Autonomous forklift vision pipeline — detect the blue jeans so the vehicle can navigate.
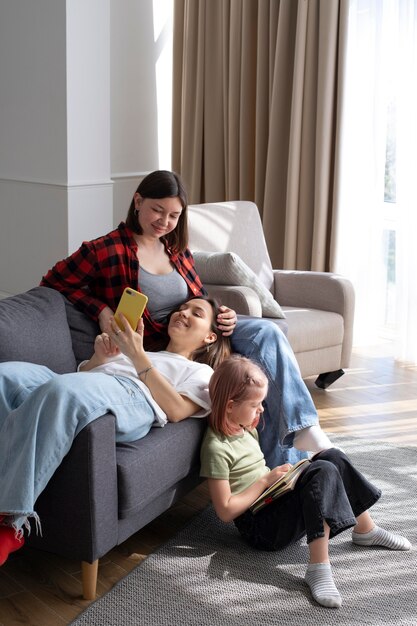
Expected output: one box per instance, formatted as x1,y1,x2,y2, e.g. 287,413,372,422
231,317,318,467
234,448,382,549
0,362,156,532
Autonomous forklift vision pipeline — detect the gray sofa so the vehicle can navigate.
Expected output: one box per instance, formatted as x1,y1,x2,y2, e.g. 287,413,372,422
0,286,206,599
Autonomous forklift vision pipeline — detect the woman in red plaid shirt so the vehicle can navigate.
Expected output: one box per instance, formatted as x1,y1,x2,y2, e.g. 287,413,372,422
41,170,334,469
41,171,229,350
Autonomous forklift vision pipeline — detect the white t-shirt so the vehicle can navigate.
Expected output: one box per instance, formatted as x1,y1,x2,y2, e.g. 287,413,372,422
80,351,213,426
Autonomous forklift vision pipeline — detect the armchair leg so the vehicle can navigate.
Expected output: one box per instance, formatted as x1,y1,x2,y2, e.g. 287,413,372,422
82,559,98,600
315,369,345,390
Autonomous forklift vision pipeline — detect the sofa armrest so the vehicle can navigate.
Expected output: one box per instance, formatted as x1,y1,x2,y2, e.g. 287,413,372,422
273,270,355,367
204,284,262,317
273,270,354,315
27,413,119,563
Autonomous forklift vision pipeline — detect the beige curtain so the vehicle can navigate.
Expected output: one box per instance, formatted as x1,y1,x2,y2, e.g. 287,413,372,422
172,0,349,270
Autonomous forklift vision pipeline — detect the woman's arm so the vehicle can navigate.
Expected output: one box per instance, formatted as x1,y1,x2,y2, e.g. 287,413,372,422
41,242,110,321
138,367,203,422
207,464,291,523
109,316,204,422
79,332,120,371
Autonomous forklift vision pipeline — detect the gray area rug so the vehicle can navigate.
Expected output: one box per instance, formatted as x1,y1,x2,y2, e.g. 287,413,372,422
71,435,417,625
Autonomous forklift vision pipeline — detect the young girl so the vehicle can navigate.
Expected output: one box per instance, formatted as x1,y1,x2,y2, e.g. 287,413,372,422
0,296,230,566
200,355,411,609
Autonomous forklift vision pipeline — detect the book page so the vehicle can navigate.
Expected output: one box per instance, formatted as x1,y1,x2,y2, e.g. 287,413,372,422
250,458,310,512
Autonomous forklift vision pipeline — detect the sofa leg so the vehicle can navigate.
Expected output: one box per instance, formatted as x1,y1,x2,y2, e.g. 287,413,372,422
315,369,345,389
81,559,98,600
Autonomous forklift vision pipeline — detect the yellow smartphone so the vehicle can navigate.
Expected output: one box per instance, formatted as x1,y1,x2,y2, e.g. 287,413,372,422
114,288,148,330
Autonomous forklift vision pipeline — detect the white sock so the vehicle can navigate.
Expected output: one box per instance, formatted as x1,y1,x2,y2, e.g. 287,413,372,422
293,425,333,454
352,525,411,550
305,563,342,608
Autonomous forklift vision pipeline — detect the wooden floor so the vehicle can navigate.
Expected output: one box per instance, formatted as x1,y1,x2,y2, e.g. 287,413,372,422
0,344,416,626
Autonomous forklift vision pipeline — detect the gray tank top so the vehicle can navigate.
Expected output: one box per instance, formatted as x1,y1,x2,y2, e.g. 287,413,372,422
139,266,189,323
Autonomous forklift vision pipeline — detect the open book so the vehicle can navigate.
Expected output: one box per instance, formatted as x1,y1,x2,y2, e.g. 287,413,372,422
249,458,311,514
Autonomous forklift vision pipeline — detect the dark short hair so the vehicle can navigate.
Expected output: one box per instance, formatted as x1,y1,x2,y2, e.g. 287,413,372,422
125,170,189,253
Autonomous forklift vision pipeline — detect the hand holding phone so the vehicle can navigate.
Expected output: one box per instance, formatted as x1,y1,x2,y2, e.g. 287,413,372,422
114,288,148,331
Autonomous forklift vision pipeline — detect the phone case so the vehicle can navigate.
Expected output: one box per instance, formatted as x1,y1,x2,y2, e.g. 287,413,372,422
115,288,148,330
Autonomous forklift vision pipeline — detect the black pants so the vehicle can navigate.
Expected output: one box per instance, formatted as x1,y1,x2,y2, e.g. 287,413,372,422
234,448,381,550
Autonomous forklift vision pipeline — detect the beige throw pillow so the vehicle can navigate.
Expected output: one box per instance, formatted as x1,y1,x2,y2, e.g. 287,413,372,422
192,251,285,319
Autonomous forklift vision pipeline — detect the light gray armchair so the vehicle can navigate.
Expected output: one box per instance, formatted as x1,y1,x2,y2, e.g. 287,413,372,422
188,201,355,388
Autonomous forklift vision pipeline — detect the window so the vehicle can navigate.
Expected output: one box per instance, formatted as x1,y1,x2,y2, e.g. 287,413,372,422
335,0,417,364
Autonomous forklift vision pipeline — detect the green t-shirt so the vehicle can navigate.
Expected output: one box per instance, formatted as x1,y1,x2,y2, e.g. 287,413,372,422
200,427,270,495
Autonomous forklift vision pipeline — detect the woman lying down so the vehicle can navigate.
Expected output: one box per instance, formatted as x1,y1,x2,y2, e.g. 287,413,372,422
0,296,231,565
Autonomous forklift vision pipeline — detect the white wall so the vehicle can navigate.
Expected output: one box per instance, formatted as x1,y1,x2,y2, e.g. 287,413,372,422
0,1,67,183
0,0,173,296
111,0,173,225
0,1,68,295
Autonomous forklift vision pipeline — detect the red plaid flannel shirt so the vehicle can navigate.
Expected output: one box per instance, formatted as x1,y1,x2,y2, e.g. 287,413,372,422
41,222,207,348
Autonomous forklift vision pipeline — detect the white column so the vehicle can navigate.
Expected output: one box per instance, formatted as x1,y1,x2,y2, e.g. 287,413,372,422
0,0,112,295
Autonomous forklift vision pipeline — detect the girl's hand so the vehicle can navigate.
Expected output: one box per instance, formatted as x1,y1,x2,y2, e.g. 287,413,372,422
93,332,120,360
216,305,237,336
266,463,292,487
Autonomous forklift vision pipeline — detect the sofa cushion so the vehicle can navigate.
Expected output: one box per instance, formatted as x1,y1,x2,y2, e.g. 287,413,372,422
0,286,77,373
64,299,100,364
277,307,344,353
193,251,286,318
116,419,206,519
